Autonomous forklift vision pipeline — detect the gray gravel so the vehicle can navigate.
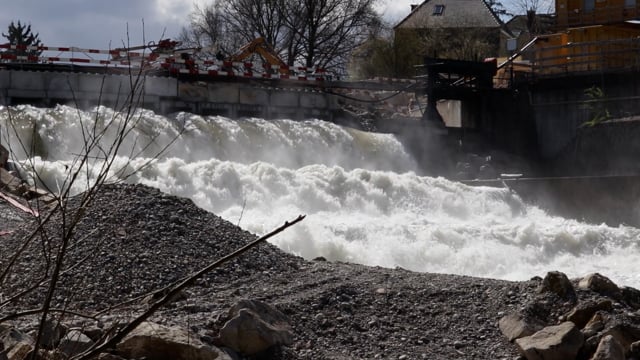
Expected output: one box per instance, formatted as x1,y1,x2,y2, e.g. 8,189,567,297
0,183,562,359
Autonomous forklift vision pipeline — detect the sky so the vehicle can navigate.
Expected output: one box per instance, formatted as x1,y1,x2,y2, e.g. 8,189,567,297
0,0,420,51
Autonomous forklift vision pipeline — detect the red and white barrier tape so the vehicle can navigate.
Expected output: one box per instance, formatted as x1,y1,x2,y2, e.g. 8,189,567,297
0,43,329,80
0,43,156,58
0,53,134,65
165,58,326,75
172,68,326,81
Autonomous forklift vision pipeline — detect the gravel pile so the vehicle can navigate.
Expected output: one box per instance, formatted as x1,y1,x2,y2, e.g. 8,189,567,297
3,183,638,359
0,183,304,311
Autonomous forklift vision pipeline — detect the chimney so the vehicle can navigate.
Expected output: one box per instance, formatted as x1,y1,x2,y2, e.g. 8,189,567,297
411,4,419,11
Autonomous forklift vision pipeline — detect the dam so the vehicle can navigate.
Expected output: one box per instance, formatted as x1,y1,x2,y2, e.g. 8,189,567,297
0,40,420,122
0,66,343,120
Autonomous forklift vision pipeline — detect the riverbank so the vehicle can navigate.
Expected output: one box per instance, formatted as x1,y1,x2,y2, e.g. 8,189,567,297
2,183,640,359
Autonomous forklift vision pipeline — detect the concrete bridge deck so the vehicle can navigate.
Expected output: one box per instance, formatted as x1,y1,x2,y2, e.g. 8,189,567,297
0,65,423,120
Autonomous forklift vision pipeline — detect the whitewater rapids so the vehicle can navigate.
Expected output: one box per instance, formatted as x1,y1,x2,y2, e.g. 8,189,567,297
2,105,639,288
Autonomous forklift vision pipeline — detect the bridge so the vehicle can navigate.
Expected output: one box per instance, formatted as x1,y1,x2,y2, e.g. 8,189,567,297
0,42,424,121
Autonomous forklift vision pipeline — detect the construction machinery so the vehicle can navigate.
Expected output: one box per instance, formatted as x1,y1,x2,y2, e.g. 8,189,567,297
226,37,290,75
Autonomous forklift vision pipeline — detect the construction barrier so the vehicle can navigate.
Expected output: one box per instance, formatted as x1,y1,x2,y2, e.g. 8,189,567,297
0,43,329,81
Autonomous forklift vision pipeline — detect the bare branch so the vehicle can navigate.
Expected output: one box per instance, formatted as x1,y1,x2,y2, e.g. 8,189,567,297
74,215,306,360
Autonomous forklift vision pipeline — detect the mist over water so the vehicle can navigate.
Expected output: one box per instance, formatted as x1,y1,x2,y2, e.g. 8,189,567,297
2,105,640,288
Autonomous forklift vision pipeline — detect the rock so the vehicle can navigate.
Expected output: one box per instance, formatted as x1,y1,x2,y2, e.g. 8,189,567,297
566,299,613,328
37,319,67,350
219,300,293,355
590,334,625,360
6,342,32,360
35,349,67,360
515,322,584,360
621,286,640,309
97,353,128,360
0,342,6,360
0,326,33,355
58,329,94,357
578,273,622,299
630,340,640,357
116,321,229,360
0,168,24,194
539,271,576,300
0,144,8,168
600,324,640,355
582,312,608,338
499,312,544,342
81,326,105,343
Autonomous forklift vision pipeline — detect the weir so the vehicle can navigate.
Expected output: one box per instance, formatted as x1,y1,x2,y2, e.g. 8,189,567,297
0,62,422,122
0,68,343,120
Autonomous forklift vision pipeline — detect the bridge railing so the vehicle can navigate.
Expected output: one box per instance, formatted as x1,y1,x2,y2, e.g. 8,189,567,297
0,43,330,81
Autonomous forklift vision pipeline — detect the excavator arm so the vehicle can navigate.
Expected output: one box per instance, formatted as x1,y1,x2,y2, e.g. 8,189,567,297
228,37,289,74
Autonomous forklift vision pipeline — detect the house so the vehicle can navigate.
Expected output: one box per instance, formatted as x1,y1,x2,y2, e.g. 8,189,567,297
504,12,556,51
393,0,512,60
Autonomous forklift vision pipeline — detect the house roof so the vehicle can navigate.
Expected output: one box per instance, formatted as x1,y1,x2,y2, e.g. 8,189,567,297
394,0,502,30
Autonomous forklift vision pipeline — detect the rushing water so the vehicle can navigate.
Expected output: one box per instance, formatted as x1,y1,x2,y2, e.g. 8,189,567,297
2,104,640,288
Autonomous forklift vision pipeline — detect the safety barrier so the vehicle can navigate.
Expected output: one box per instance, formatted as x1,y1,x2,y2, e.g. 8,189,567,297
161,57,327,81
0,43,329,81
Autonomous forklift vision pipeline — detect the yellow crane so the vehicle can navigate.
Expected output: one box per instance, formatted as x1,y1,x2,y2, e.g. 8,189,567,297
227,37,290,75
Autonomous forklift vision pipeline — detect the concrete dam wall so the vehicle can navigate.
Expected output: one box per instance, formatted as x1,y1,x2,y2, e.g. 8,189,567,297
0,69,340,120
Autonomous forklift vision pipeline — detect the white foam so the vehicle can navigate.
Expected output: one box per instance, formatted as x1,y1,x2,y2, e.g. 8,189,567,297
3,105,640,288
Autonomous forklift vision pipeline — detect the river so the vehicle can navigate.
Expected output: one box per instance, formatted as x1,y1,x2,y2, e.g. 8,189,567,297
2,104,639,288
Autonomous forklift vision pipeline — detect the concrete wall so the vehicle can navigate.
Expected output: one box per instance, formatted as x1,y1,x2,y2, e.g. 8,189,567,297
452,71,640,175
529,72,640,160
0,69,339,120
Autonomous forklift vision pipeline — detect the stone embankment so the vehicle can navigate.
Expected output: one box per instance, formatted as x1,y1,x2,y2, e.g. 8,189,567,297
500,271,640,360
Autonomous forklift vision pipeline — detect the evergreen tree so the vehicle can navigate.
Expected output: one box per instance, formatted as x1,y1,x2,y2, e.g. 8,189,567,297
1,21,42,62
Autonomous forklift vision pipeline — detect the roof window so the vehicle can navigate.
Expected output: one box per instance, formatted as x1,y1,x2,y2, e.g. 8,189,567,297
433,4,445,15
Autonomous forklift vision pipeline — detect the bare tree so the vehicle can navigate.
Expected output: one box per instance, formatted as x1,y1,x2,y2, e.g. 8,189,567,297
180,0,382,72
350,24,423,79
177,2,243,58
0,30,190,358
287,0,381,71
221,0,288,53
419,27,500,61
509,0,555,15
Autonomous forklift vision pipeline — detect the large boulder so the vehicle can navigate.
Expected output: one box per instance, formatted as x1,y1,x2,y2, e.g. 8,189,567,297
116,321,230,360
566,299,612,328
218,299,293,355
589,335,624,360
539,271,576,300
599,323,640,355
499,312,545,342
6,342,32,360
515,321,584,360
0,326,33,357
58,329,94,357
578,273,622,299
630,340,640,357
621,286,640,309
36,319,67,350
582,312,608,338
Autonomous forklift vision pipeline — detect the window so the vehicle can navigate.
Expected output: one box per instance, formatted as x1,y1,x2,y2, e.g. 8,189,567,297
625,0,636,8
433,4,445,15
584,0,595,12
